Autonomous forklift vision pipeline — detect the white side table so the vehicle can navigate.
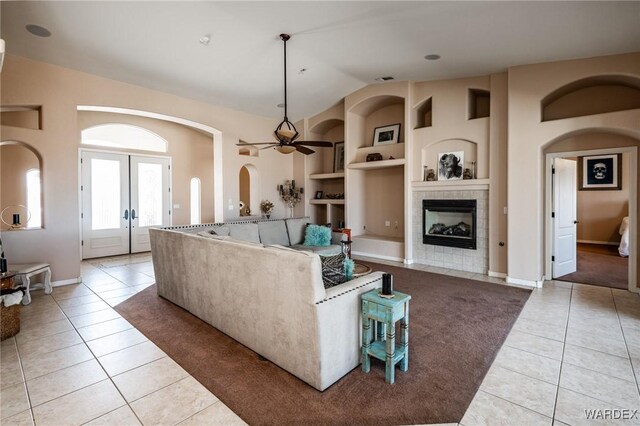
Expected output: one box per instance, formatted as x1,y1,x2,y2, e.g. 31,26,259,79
10,263,52,305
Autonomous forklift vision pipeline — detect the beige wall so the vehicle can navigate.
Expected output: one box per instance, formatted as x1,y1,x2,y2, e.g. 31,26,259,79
78,111,215,225
547,137,632,244
1,54,293,283
508,52,640,285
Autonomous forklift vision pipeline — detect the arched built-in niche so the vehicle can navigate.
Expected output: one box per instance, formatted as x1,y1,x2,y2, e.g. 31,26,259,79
238,164,260,217
541,75,640,122
0,141,44,229
421,138,479,179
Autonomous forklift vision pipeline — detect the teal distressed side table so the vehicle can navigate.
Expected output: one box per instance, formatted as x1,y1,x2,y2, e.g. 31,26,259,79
361,289,411,384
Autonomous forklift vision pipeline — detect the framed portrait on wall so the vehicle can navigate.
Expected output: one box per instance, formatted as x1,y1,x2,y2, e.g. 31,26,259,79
578,154,622,191
333,142,345,172
437,151,464,180
372,124,401,146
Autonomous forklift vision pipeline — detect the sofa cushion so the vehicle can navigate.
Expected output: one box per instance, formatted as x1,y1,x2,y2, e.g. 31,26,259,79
303,224,331,247
227,223,260,243
291,244,342,256
285,217,311,245
258,220,290,246
319,253,346,288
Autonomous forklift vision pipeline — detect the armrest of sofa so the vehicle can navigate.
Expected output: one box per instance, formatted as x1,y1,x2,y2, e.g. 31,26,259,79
318,271,384,303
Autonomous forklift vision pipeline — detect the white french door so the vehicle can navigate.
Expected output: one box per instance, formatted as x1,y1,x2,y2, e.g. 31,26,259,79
81,151,170,259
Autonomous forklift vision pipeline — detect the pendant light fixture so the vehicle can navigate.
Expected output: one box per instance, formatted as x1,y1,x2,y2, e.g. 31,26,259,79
237,34,332,155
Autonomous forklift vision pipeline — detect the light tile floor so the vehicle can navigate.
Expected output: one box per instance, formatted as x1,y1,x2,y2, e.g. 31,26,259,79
0,254,638,425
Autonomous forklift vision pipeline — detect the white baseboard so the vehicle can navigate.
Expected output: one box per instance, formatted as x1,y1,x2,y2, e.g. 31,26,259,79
577,240,619,246
351,251,404,263
52,278,82,287
506,276,544,288
488,271,507,279
403,258,414,265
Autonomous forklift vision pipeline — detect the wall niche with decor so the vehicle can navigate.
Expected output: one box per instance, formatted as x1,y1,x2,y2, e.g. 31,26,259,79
304,102,345,228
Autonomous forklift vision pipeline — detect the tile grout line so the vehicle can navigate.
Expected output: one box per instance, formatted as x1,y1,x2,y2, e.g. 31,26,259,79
8,337,36,425
611,290,640,397
50,281,147,426
550,281,574,423
473,389,554,422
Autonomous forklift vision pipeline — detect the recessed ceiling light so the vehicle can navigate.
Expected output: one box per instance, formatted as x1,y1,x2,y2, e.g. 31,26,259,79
375,76,394,81
424,54,441,61
26,24,51,38
199,34,211,46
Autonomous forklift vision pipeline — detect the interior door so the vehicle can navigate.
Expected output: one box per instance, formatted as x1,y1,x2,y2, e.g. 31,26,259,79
130,156,171,253
81,151,130,259
553,158,578,278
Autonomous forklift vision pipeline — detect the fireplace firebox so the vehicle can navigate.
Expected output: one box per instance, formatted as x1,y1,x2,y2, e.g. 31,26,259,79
423,199,477,249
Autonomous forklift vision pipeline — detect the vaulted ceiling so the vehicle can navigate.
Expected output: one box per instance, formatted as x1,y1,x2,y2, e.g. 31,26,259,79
2,1,639,120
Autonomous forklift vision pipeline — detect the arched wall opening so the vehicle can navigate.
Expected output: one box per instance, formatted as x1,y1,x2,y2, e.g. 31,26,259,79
0,140,44,230
238,164,260,217
78,106,223,223
542,129,639,292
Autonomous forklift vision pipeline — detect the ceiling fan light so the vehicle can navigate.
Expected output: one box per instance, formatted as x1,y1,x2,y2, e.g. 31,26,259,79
275,145,296,154
275,128,298,143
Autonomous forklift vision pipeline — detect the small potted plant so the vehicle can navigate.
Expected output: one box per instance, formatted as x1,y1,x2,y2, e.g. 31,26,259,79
260,200,274,219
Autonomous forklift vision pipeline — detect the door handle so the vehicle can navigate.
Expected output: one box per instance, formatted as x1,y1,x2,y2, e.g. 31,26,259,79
131,209,137,220
574,220,579,224
123,209,129,220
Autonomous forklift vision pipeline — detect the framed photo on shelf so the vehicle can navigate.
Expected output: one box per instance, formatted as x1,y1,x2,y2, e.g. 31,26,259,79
373,124,401,146
315,191,324,199
437,151,464,180
578,153,622,191
333,142,345,172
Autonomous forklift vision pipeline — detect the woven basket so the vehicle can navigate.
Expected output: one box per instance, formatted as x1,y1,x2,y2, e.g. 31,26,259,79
0,303,21,341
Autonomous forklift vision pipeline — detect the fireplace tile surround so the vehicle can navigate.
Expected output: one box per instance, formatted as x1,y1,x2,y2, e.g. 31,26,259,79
412,189,488,274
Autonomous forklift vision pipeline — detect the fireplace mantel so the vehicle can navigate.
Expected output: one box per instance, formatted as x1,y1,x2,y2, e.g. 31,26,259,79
411,179,490,192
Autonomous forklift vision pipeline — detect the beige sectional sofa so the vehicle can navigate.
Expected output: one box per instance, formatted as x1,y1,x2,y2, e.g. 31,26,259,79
150,218,383,391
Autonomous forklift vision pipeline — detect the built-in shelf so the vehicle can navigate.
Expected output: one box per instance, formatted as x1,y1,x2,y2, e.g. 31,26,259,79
411,179,490,191
348,158,406,170
308,172,345,180
309,199,345,205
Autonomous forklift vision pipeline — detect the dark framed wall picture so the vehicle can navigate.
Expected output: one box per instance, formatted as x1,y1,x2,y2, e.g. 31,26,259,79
578,153,622,190
373,124,401,146
333,142,345,172
437,151,464,180
315,191,323,199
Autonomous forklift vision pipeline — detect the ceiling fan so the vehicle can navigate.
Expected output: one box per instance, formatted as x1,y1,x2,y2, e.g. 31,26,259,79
237,34,333,155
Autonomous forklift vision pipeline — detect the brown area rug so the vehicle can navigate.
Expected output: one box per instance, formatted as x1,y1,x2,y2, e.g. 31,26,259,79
115,262,530,425
557,243,628,289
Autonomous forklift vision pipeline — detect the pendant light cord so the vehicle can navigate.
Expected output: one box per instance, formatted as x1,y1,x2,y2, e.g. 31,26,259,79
281,34,290,125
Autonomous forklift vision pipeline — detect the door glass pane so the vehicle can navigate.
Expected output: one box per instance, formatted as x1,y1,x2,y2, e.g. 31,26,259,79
91,159,121,230
137,162,163,227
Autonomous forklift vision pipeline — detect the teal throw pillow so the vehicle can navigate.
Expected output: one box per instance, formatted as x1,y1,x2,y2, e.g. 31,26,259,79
344,258,355,280
303,224,331,247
